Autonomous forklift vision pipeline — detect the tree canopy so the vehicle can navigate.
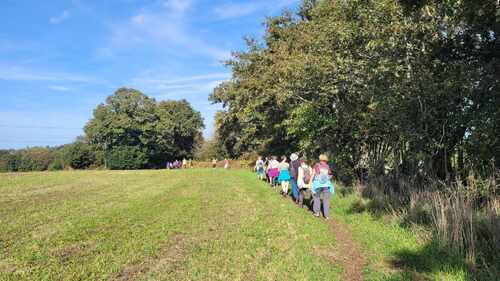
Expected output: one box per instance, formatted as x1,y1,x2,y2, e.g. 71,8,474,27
210,0,499,182
85,88,204,169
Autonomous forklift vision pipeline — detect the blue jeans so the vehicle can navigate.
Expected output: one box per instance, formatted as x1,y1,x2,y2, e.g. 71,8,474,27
291,179,299,201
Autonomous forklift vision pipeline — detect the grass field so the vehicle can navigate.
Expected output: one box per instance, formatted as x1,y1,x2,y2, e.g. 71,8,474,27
0,170,472,281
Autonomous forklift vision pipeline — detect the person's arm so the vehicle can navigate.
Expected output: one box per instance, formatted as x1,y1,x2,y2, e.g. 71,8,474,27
297,168,304,186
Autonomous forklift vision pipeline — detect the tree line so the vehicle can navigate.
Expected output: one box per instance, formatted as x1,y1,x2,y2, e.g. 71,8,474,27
210,0,499,184
0,88,204,172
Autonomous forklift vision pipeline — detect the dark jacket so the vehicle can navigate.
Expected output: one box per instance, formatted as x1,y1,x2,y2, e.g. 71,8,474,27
290,159,300,179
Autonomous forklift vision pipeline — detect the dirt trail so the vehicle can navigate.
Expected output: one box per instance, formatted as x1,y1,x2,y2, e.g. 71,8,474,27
327,218,366,281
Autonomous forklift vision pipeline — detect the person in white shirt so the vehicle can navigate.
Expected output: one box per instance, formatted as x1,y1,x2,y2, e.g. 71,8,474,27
297,157,313,209
267,156,280,189
255,156,265,180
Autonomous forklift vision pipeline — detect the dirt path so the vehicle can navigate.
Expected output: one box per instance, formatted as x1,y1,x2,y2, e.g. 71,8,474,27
327,218,366,281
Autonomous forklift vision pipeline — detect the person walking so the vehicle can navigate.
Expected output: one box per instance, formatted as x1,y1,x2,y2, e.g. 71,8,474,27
224,159,230,169
297,157,313,209
277,156,291,196
309,154,334,220
289,153,300,203
212,158,217,169
255,156,265,180
267,156,280,189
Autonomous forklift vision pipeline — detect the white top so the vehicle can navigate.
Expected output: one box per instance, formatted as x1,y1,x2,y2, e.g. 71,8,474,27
297,166,313,189
268,159,280,169
278,162,289,171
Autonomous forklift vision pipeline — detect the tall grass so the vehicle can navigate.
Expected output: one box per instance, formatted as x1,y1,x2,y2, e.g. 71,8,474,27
359,173,500,280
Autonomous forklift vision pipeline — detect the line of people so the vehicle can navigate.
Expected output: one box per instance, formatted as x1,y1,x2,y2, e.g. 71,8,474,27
167,158,192,169
255,154,334,220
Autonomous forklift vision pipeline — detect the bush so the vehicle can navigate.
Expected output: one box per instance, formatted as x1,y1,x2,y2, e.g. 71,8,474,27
106,146,148,170
3,148,55,172
48,157,65,171
65,143,96,169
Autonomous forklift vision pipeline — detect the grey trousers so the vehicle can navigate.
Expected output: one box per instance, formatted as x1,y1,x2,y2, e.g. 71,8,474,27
313,187,331,218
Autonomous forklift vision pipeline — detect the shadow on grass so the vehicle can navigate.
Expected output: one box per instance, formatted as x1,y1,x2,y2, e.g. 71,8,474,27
345,198,476,280
388,240,471,280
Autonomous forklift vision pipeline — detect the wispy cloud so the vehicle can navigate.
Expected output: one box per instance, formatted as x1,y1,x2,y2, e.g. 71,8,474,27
131,72,230,97
163,0,192,14
0,64,107,84
102,0,230,61
214,3,260,19
48,85,70,92
213,0,300,19
49,10,70,24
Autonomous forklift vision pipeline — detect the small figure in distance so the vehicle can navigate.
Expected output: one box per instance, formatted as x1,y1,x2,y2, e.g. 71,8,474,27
182,158,187,169
212,158,217,169
255,156,265,181
224,158,229,170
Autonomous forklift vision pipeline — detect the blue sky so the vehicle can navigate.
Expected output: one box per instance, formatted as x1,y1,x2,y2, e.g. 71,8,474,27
0,0,299,149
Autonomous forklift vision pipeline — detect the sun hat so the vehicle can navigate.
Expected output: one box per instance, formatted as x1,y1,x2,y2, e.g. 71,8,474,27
290,153,299,161
319,154,328,162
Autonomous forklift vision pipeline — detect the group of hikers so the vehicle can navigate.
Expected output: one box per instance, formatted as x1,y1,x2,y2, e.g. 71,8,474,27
255,154,334,220
166,159,192,169
211,158,230,169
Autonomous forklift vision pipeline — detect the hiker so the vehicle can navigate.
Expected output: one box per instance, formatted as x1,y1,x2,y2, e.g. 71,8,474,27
277,156,291,196
224,159,229,169
267,156,280,189
255,156,265,180
289,153,300,203
297,157,313,209
309,154,334,220
212,158,217,169
264,156,270,183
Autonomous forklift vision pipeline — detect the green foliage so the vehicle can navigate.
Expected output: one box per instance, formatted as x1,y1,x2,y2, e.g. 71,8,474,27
64,142,96,169
85,88,204,169
211,0,499,181
105,146,148,170
2,147,56,172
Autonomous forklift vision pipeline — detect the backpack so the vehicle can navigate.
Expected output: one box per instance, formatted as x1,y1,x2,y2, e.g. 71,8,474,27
302,167,311,183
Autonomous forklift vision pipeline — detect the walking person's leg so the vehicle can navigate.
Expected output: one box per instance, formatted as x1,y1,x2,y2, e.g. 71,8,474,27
323,187,331,219
313,190,321,216
298,188,304,208
291,179,299,203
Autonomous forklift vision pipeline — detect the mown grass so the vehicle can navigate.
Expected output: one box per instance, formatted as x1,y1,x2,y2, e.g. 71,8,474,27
1,170,476,281
0,170,341,281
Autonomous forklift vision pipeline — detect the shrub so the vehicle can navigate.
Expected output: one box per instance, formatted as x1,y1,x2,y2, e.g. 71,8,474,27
65,143,96,169
106,146,148,170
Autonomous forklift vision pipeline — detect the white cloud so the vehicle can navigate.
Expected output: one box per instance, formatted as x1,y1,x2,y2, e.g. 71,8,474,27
213,0,300,19
48,85,70,92
102,0,230,61
131,72,230,96
0,64,108,84
50,10,70,24
163,0,192,14
214,3,260,19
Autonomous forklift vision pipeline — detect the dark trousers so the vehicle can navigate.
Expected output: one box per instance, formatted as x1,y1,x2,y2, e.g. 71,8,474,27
313,187,331,218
